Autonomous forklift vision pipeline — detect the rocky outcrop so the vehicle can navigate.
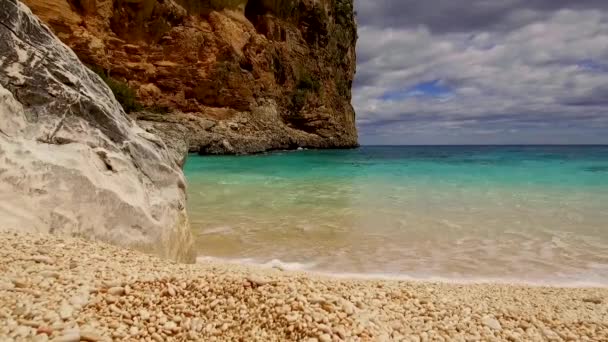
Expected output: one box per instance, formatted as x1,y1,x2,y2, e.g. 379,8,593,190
21,0,358,154
0,0,194,262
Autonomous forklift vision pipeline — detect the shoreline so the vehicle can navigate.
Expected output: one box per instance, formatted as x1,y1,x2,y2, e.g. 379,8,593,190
1,232,607,341
195,255,608,289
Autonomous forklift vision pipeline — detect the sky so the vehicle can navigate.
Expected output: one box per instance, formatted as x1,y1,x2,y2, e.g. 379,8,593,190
353,0,608,145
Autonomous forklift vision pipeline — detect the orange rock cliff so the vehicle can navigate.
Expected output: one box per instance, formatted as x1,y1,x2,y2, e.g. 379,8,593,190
22,0,358,157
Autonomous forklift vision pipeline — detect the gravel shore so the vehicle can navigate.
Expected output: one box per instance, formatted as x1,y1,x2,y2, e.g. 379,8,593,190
0,232,606,341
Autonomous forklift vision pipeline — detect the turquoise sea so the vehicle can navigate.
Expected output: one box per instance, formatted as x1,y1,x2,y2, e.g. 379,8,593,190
185,146,608,285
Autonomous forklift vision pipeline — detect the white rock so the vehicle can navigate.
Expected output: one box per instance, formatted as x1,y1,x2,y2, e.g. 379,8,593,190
102,281,123,288
59,303,73,320
33,334,49,342
318,333,332,342
139,310,150,321
69,294,89,309
309,296,326,304
317,324,332,334
40,271,60,278
285,314,299,322
51,332,80,342
247,276,272,286
15,325,31,336
80,331,103,341
0,0,193,263
31,256,54,265
482,316,502,331
164,321,177,330
107,287,125,296
340,299,356,315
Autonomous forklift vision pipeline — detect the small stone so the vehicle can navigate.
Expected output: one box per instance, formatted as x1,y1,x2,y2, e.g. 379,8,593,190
164,321,177,331
340,299,356,315
14,305,31,317
69,294,89,308
482,316,502,331
15,325,31,336
107,287,125,296
80,331,103,342
37,326,53,335
18,319,40,327
13,278,29,288
309,296,326,304
51,332,80,342
31,256,54,264
583,297,602,304
139,310,150,321
151,333,163,342
285,314,299,322
102,280,123,288
40,271,60,279
33,335,49,342
104,295,117,304
247,276,272,286
59,303,73,320
542,328,560,340
318,333,332,342
227,297,236,307
167,285,176,297
335,327,347,339
317,324,332,334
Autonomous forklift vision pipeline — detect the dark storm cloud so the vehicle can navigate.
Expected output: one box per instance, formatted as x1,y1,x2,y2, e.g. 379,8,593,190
352,0,608,144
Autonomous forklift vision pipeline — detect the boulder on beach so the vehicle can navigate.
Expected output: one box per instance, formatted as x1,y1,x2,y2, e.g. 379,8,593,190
0,0,193,262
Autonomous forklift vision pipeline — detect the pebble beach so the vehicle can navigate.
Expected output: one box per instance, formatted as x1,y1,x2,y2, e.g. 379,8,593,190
1,232,607,342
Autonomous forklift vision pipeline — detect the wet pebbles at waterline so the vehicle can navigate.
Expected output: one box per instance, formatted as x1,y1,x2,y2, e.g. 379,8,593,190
1,232,607,341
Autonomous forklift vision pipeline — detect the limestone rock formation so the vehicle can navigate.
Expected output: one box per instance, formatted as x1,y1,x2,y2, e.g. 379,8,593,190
0,0,194,262
21,0,358,154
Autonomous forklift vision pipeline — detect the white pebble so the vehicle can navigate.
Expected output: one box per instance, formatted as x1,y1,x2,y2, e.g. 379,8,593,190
482,316,502,331
59,303,73,320
107,287,125,296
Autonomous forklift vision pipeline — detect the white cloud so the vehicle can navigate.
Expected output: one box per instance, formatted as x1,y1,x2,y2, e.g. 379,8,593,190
353,5,608,144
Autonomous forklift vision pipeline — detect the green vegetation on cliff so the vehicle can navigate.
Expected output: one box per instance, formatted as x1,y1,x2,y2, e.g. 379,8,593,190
88,65,142,113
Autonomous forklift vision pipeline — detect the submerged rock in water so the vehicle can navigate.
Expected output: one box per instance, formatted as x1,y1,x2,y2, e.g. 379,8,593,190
0,0,194,262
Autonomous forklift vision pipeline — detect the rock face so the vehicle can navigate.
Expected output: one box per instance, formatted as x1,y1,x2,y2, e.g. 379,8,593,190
0,0,194,262
21,0,358,154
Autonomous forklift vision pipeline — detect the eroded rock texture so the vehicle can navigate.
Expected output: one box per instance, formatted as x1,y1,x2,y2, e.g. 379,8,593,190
0,0,194,262
21,0,358,154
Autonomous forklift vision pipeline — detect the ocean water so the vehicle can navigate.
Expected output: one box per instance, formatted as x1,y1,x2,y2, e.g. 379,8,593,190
185,146,608,286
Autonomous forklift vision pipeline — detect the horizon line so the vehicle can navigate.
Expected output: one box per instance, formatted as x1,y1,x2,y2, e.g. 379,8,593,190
360,143,608,146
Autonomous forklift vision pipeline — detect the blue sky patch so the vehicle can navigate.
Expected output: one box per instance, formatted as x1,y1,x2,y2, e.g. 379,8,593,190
577,59,608,73
380,79,453,101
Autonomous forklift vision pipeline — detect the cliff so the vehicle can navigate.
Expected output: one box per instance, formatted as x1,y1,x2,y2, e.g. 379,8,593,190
21,0,358,155
0,0,193,262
